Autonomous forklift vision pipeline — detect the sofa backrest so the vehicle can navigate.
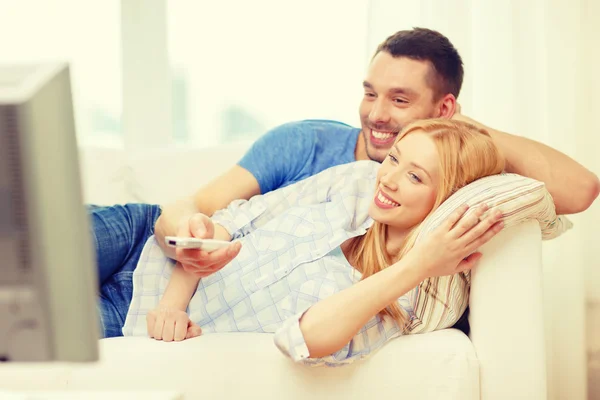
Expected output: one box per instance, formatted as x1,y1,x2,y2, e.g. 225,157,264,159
79,142,252,205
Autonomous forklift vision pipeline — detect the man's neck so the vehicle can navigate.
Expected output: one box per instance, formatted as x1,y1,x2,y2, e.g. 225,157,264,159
354,130,369,161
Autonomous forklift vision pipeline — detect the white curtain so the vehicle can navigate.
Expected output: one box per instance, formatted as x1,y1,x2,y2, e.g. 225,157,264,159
367,1,599,398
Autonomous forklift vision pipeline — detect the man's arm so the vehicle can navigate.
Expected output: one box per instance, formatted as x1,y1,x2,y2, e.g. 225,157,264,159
154,165,260,260
454,114,600,215
154,121,315,258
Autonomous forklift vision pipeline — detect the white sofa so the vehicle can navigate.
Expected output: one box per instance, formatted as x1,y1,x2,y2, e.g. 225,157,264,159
0,145,548,400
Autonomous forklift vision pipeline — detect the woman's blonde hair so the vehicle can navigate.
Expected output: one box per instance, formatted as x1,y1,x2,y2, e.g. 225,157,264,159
345,118,505,324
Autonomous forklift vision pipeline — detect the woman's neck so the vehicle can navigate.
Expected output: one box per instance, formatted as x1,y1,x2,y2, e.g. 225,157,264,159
385,226,409,260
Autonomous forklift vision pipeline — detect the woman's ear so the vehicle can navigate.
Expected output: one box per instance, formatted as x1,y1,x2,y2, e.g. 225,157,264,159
436,94,457,118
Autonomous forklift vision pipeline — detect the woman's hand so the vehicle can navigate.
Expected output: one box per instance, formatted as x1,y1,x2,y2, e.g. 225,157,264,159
146,304,202,342
174,213,241,277
410,203,504,278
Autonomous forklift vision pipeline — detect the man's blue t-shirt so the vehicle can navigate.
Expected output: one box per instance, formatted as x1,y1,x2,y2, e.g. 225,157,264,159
238,119,361,194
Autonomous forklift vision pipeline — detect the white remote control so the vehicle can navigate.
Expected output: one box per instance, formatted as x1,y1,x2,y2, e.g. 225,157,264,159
164,236,232,252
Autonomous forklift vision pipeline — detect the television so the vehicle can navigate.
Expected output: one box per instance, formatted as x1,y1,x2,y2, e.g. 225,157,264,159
0,63,99,362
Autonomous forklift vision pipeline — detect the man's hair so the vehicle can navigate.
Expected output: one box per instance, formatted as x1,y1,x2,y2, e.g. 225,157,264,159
374,27,464,99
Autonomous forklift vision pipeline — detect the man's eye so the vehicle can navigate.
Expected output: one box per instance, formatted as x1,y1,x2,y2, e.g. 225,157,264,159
365,92,376,98
394,98,408,104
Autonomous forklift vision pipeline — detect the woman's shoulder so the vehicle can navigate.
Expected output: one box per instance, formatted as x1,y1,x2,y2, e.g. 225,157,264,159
313,160,379,186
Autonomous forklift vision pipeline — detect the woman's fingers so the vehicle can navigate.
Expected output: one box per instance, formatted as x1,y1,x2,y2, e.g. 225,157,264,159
177,242,241,265
186,322,203,339
179,242,242,277
161,313,177,342
443,204,470,231
152,311,166,340
455,252,483,273
187,213,214,239
173,314,190,342
458,209,503,246
450,203,489,238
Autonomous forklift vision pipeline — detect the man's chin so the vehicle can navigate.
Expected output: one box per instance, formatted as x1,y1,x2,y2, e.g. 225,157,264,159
365,147,388,163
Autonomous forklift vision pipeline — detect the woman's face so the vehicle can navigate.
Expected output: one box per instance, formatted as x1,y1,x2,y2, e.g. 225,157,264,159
368,131,440,234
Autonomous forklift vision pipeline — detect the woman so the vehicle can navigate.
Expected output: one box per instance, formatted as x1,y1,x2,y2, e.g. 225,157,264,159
102,119,505,366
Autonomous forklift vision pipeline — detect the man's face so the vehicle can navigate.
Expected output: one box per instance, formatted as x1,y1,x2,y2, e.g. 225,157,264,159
359,52,441,162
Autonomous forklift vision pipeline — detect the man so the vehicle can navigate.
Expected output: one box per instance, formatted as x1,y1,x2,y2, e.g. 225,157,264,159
92,27,599,339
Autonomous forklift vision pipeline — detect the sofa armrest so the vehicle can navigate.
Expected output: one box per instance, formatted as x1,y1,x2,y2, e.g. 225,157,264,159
469,219,547,400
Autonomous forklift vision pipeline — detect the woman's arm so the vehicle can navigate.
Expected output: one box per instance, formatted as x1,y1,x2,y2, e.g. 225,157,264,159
157,262,201,311
146,223,236,341
158,222,233,310
298,255,422,358
275,204,503,364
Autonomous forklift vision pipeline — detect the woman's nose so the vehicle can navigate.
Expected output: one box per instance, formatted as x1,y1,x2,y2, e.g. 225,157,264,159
380,171,399,191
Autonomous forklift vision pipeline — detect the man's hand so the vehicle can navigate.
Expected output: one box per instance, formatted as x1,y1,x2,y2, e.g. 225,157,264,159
174,213,241,277
451,103,479,127
454,102,462,115
147,305,202,342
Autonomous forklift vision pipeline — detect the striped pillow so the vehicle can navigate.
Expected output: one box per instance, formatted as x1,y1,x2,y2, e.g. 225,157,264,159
416,173,572,242
402,174,571,334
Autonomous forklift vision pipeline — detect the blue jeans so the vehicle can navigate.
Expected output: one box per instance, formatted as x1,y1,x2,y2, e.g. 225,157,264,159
89,204,162,338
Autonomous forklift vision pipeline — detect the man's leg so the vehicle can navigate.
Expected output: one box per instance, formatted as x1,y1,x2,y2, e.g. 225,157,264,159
88,203,163,337
88,204,162,285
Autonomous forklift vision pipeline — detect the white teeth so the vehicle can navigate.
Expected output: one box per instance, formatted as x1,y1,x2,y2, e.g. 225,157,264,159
377,191,399,206
372,130,396,140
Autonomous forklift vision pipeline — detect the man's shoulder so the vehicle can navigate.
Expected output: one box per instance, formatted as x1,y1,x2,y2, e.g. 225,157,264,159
266,119,360,141
238,119,362,194
246,119,358,161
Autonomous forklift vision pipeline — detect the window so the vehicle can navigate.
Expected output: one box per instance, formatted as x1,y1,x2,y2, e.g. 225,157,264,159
0,1,369,149
0,0,122,146
167,0,369,147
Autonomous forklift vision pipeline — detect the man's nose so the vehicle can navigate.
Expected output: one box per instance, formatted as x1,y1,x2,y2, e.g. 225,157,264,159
369,99,391,125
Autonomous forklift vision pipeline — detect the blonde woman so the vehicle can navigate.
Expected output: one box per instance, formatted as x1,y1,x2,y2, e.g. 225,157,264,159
103,119,505,366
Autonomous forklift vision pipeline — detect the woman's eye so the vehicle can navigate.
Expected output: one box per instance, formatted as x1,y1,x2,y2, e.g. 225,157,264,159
394,98,408,104
409,173,422,183
387,154,398,163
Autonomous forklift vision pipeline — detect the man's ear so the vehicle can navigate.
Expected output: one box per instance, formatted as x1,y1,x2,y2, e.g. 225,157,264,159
436,94,457,118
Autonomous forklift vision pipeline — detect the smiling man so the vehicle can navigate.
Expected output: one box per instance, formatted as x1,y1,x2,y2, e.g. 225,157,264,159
90,28,599,338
